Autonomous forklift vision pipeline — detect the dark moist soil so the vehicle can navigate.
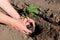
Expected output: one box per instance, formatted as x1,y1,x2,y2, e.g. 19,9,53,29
0,0,60,40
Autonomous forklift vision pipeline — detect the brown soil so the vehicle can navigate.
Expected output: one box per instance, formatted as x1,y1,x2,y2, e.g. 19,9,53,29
0,0,60,40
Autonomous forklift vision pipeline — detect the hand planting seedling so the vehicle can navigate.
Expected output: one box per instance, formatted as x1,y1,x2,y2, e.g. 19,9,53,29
21,4,41,34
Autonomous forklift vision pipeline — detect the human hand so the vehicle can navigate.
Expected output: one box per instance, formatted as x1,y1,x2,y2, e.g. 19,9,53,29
11,18,32,34
15,16,35,34
24,17,35,27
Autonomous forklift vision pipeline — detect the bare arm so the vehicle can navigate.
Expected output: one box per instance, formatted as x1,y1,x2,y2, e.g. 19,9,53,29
0,12,31,34
0,0,20,19
0,12,19,27
0,0,35,34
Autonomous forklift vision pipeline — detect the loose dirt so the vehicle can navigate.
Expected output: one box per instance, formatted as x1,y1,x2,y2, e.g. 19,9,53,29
0,0,60,40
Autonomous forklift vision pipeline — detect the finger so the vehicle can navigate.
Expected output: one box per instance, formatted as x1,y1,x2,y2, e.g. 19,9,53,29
15,26,29,34
29,19,35,27
31,21,35,27
27,17,35,27
24,28,32,34
24,18,28,23
20,30,29,34
15,26,31,34
25,22,30,26
21,30,28,34
22,30,29,34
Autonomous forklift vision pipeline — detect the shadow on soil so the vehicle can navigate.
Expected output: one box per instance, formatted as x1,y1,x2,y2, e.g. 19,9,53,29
29,23,43,37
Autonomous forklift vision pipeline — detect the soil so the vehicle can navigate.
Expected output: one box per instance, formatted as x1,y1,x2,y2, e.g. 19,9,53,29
0,0,60,40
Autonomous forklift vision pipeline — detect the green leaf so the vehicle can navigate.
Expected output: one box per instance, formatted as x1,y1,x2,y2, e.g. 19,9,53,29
24,4,40,17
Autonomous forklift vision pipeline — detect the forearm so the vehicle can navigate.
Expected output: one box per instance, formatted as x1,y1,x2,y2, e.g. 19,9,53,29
0,0,20,19
0,12,18,27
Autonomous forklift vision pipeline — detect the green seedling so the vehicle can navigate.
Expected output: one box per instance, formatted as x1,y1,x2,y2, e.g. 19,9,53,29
23,4,40,17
